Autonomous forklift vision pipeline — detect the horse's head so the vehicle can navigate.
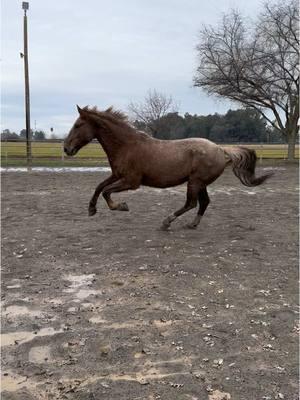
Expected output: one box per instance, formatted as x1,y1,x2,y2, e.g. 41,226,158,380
64,106,96,156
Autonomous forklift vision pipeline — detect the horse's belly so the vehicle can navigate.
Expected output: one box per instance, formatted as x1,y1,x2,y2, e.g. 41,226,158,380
141,174,188,188
141,159,190,188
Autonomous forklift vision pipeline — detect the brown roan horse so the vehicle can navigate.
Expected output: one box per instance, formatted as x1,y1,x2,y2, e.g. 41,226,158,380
64,106,273,229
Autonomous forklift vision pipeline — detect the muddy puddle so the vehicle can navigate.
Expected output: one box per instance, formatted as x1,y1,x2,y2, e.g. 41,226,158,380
1,371,36,393
1,326,64,347
3,305,43,318
28,345,52,363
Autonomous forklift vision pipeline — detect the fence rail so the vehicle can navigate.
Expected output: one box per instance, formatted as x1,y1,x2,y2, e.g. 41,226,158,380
1,140,107,167
1,140,299,167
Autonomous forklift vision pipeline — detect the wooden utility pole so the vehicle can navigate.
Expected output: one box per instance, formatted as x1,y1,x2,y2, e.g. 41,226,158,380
22,2,32,167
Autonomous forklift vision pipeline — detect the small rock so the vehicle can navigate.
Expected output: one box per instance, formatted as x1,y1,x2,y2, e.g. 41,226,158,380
208,389,231,400
202,323,213,328
213,359,223,368
67,340,78,347
193,370,205,380
169,382,184,388
139,378,149,385
263,344,273,350
206,385,213,393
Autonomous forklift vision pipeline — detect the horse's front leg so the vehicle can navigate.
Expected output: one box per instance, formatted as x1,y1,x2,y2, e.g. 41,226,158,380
88,175,117,216
102,178,134,211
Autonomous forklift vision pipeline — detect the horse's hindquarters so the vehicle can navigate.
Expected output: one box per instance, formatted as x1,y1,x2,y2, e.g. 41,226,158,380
138,139,228,188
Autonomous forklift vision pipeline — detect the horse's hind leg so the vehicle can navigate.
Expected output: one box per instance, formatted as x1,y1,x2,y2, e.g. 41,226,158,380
161,181,199,230
187,187,210,229
88,175,117,216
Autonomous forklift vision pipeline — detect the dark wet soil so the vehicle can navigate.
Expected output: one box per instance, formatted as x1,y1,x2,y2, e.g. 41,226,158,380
1,163,299,400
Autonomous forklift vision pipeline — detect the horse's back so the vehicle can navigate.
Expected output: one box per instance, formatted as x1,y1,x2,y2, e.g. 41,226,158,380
138,137,227,188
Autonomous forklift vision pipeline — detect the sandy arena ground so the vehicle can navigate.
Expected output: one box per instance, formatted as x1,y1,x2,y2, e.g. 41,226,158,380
1,163,299,400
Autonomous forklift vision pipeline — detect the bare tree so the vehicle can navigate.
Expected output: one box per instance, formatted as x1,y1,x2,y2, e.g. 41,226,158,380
193,0,299,160
128,89,178,137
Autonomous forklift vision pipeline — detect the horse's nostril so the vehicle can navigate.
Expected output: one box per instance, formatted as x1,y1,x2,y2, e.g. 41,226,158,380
64,147,68,154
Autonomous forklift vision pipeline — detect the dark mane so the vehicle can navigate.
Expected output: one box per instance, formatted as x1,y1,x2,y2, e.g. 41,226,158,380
82,105,151,139
83,105,128,121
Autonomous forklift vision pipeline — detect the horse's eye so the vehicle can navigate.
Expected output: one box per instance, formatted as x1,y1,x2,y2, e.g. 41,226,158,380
75,123,84,129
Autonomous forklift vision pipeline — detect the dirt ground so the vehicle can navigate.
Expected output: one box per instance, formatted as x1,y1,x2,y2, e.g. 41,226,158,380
1,163,299,400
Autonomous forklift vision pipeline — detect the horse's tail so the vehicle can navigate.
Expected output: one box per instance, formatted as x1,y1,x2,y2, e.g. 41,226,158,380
222,146,274,187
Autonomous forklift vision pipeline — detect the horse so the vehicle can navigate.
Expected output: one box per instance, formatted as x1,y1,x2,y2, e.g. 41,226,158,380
64,105,273,229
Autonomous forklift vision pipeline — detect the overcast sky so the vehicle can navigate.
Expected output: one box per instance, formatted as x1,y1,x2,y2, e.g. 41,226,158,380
1,0,264,137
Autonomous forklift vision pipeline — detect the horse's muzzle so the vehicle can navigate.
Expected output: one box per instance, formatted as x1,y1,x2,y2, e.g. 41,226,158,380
64,146,70,156
64,146,75,156
64,145,78,156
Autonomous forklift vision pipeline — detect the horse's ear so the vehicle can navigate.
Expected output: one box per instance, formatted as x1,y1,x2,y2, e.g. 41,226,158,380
77,105,89,120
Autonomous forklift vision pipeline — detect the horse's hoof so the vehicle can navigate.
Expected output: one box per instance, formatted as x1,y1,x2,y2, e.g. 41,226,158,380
160,223,170,231
88,207,97,216
186,223,198,230
117,202,129,211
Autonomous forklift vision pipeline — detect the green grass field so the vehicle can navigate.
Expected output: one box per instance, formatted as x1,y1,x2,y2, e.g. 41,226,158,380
1,141,107,167
1,141,299,167
1,141,106,158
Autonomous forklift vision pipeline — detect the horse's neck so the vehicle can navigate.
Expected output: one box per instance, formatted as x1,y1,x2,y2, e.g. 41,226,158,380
94,126,132,158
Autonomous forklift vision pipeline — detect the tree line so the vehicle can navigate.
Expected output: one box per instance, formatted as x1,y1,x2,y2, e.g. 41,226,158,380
132,108,284,143
1,106,287,144
2,107,285,144
1,129,57,141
